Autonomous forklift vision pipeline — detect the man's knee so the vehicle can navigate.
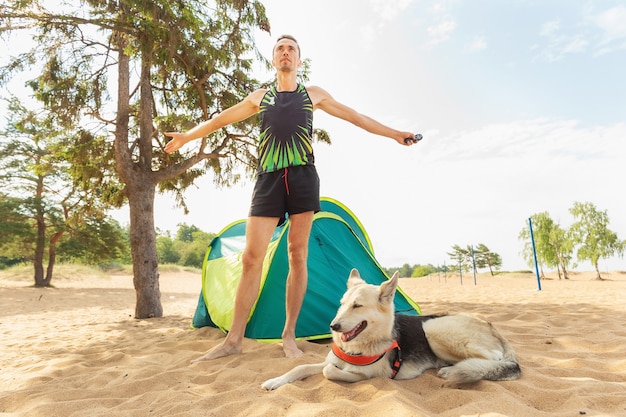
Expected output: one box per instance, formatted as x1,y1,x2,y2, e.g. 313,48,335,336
241,249,265,270
288,245,308,266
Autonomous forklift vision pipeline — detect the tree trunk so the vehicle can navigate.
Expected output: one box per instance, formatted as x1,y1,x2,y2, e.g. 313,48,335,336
594,262,603,280
33,175,49,287
560,260,570,280
130,55,163,318
113,33,163,318
45,231,64,284
33,215,47,286
128,182,162,318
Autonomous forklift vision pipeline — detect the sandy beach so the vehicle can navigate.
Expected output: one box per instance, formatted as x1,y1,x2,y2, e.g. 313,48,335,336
1,267,625,417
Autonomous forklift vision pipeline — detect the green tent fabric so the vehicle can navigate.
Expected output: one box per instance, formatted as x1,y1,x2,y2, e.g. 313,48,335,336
192,197,421,341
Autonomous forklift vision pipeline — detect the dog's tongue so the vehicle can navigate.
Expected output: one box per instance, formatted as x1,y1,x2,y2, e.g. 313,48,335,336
341,323,362,342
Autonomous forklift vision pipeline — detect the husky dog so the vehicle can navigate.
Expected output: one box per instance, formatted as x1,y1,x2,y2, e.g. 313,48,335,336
262,269,520,390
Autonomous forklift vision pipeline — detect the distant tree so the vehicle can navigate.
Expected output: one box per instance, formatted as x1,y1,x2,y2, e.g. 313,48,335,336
447,245,473,272
155,225,215,268
176,228,214,268
549,225,573,280
569,202,625,280
0,193,32,267
176,224,201,243
520,213,553,277
397,263,413,278
411,264,437,278
0,100,125,286
473,243,502,276
57,218,128,265
115,225,132,265
156,232,180,265
446,244,502,276
385,264,420,278
383,267,395,276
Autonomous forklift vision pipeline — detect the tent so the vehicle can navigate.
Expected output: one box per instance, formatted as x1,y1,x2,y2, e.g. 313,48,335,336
192,197,421,341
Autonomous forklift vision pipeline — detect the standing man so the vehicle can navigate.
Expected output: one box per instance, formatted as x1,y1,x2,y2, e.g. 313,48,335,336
165,35,418,361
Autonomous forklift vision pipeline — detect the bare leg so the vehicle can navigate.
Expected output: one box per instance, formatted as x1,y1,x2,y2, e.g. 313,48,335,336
281,211,314,358
191,216,278,363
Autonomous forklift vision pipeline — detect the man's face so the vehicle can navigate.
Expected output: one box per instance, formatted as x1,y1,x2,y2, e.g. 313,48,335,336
272,38,301,71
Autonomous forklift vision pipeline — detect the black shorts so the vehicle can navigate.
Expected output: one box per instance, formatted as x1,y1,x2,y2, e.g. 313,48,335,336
249,165,321,218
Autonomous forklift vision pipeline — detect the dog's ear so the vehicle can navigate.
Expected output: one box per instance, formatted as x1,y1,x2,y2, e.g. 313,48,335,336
347,268,366,288
379,272,398,305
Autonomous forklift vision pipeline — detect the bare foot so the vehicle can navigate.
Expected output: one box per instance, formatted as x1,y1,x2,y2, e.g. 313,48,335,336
190,340,242,363
281,337,303,358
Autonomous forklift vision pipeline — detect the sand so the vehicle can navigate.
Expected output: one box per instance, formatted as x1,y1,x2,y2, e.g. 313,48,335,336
1,268,625,417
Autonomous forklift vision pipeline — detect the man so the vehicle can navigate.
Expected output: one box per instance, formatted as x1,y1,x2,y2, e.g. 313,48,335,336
165,34,418,361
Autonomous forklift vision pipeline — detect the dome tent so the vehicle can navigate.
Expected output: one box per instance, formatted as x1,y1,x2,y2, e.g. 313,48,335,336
192,197,421,341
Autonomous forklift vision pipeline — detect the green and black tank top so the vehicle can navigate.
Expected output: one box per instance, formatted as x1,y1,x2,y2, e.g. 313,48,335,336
258,84,314,173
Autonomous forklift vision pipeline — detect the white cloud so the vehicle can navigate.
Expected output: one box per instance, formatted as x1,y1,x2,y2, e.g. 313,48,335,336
533,21,589,62
431,118,625,163
426,18,457,47
422,0,458,47
591,6,626,56
535,6,626,61
340,0,415,49
593,6,626,44
370,0,414,22
561,36,589,54
540,19,561,37
465,35,487,53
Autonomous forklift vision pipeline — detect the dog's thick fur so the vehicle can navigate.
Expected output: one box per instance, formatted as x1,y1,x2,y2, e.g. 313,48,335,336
262,269,520,390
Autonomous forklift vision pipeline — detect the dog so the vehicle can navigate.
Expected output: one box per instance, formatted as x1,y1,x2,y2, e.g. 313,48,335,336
262,268,520,390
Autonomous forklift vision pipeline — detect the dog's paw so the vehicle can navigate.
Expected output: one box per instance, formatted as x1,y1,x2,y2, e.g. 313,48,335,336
437,365,480,384
261,377,286,391
437,366,452,379
437,366,461,381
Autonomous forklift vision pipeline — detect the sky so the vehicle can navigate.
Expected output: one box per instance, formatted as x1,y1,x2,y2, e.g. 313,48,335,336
155,0,626,272
3,0,626,272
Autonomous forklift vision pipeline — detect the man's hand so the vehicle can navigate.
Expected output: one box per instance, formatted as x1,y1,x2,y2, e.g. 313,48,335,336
401,133,423,146
164,132,188,153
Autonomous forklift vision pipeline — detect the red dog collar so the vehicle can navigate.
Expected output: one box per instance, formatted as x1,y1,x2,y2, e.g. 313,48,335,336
332,340,403,379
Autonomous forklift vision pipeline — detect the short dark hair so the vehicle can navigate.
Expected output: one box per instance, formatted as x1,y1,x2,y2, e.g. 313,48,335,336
274,34,300,57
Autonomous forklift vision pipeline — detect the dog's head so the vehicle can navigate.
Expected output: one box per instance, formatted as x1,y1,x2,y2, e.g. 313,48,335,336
329,269,398,354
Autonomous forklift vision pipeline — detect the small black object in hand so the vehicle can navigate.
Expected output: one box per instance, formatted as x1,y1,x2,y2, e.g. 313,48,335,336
404,134,423,144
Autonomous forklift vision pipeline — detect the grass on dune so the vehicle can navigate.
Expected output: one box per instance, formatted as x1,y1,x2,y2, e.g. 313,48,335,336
0,263,200,283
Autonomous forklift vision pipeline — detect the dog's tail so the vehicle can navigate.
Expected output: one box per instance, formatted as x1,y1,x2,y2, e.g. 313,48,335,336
438,328,521,384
